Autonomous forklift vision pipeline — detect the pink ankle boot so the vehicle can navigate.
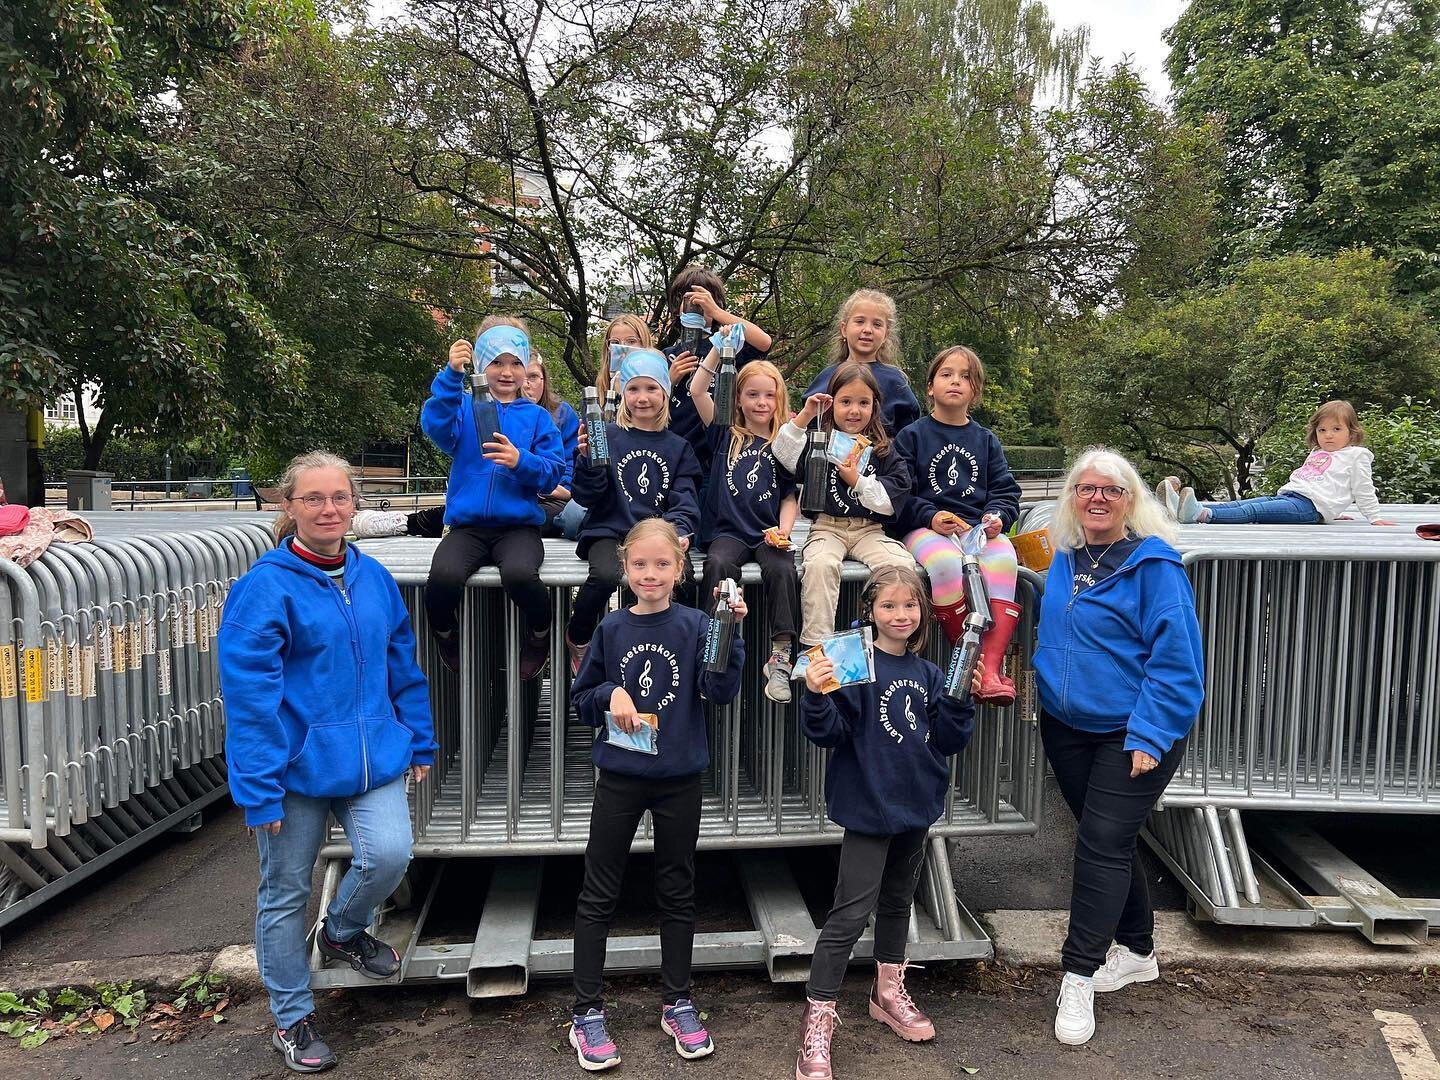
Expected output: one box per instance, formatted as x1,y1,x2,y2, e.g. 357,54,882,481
796,998,840,1080
869,960,935,1042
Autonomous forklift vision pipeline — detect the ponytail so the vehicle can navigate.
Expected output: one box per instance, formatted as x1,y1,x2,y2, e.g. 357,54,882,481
270,451,357,544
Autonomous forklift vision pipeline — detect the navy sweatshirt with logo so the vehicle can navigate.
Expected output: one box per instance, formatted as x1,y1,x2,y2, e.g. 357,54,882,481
572,605,747,778
665,339,768,470
571,424,703,557
700,425,797,544
803,362,921,437
800,648,974,834
890,416,1021,536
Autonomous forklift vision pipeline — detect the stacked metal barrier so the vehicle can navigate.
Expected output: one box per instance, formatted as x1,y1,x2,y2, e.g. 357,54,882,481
1140,506,1440,943
314,525,1046,993
0,512,273,933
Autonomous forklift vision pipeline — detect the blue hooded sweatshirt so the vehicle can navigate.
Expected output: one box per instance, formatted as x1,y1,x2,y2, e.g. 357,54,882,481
572,604,746,779
420,365,566,528
804,362,921,437
552,400,580,490
800,648,973,834
218,539,437,827
1034,537,1205,760
890,416,1022,535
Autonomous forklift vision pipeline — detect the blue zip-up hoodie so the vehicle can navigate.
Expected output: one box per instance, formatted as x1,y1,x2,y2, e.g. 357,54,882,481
804,362,921,437
890,416,1022,535
1035,537,1205,760
801,648,973,834
219,539,437,827
572,605,746,778
420,365,566,528
571,424,703,557
551,400,580,490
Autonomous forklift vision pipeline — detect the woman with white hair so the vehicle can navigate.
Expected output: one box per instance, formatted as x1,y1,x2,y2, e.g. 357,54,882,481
1031,448,1204,1047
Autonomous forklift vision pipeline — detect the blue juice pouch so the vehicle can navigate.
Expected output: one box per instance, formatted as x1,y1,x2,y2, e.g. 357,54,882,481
605,711,659,755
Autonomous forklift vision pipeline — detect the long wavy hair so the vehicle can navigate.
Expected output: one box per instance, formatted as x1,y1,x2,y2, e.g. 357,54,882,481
825,288,901,369
726,361,787,468
1050,448,1176,551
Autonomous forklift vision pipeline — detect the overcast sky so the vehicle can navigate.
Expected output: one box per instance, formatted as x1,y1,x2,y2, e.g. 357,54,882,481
1046,0,1189,97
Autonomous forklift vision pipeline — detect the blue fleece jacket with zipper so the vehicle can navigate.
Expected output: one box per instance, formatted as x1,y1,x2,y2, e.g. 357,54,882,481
890,416,1022,535
420,365,566,528
218,539,437,827
553,400,580,490
1034,537,1205,759
571,424,703,557
800,648,974,834
571,605,746,779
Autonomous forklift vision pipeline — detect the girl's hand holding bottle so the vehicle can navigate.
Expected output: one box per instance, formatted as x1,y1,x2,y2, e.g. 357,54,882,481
794,393,833,429
448,339,472,372
711,583,748,622
482,432,521,469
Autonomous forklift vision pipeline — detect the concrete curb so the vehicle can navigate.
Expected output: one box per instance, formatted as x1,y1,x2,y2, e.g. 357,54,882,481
207,944,262,991
0,951,218,994
984,910,1440,972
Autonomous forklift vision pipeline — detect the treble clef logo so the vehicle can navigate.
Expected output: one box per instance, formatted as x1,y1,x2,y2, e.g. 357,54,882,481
637,461,651,495
946,457,960,486
638,659,654,699
904,695,917,730
745,456,762,490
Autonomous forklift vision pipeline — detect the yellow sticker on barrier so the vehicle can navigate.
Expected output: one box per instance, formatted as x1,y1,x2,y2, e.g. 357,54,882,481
157,647,172,698
0,645,16,699
24,647,44,702
128,621,142,666
97,622,113,670
66,641,81,697
113,624,128,674
47,640,63,694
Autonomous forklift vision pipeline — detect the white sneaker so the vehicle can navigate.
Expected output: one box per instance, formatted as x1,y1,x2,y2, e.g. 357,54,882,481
351,510,408,538
1054,972,1095,1046
1092,944,1159,993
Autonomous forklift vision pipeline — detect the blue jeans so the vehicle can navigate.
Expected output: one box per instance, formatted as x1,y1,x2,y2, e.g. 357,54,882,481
255,776,412,1028
1204,491,1321,525
555,498,587,541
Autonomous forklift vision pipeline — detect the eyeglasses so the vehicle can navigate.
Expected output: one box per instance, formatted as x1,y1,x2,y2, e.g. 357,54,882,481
290,493,354,510
1073,483,1127,502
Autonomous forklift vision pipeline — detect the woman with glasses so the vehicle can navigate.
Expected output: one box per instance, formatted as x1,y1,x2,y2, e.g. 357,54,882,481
1029,448,1203,1049
219,451,436,1074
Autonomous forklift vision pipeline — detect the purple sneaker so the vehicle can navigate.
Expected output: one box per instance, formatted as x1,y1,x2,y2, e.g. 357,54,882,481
661,999,714,1059
569,1009,620,1072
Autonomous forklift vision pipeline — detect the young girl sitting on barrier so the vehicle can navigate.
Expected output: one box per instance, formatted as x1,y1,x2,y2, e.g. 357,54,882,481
1158,399,1396,526
796,564,975,1080
567,518,747,1072
691,358,801,702
565,349,703,677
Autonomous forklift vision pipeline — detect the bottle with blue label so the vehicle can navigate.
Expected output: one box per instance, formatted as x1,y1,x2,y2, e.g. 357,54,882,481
703,579,739,672
583,386,611,465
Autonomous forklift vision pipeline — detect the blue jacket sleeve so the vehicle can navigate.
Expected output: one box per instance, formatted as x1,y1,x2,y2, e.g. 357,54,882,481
508,408,565,495
799,684,861,748
1124,564,1205,759
928,665,974,756
893,425,937,534
697,617,746,705
663,442,704,542
383,572,437,766
982,431,1022,529
571,621,618,729
557,404,579,489
217,585,291,827
420,365,465,457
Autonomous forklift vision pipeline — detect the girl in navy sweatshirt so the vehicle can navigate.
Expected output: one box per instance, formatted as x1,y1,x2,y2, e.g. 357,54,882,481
565,349,703,676
421,320,566,681
773,361,914,654
796,564,974,1079
568,519,747,1072
802,289,920,437
691,357,800,703
891,345,1023,706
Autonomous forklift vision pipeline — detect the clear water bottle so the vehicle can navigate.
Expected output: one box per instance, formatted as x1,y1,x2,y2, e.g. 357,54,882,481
703,579,739,672
583,386,611,465
470,370,500,449
801,425,831,515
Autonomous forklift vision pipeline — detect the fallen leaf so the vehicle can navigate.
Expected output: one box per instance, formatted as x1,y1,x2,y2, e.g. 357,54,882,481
94,1012,116,1033
961,1068,980,1075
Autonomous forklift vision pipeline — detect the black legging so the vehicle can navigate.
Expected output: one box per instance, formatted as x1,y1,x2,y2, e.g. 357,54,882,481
566,538,623,646
423,525,548,637
698,536,798,645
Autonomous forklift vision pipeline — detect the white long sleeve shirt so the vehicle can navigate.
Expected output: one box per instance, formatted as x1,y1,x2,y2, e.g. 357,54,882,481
1279,446,1382,522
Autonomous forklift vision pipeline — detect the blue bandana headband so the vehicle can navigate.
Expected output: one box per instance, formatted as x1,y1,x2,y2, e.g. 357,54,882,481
617,348,672,394
473,325,531,370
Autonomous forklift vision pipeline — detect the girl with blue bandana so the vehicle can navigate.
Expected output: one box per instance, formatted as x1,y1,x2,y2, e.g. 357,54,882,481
564,348,702,677
421,317,567,681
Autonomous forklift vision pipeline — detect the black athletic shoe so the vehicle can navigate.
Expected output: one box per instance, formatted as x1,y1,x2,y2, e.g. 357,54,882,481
318,923,400,979
273,1013,337,1073
434,629,460,673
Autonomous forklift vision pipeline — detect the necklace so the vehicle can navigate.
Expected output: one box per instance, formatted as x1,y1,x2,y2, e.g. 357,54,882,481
1083,537,1121,570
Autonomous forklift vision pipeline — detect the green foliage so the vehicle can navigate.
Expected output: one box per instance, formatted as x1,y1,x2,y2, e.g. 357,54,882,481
1358,398,1440,503
1001,446,1065,472
0,975,230,1050
1057,251,1440,495
39,427,229,482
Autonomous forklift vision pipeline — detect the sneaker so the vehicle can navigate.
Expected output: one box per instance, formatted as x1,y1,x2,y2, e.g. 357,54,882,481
1092,943,1159,993
566,634,589,679
1177,486,1205,525
519,627,550,681
1153,477,1180,518
433,629,460,673
569,1009,620,1072
317,922,400,979
350,510,409,539
661,999,714,1060
272,1013,338,1073
1054,972,1096,1045
763,652,793,704
791,651,812,681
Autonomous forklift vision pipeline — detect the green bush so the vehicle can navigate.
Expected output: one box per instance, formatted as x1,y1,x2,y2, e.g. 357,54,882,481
1003,445,1065,472
39,427,226,482
1360,398,1440,503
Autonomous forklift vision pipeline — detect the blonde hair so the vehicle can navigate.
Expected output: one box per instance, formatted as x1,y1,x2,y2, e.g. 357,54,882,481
273,451,358,544
616,374,671,430
862,564,932,654
1050,448,1176,551
926,345,985,408
477,314,529,335
1306,399,1364,448
596,315,654,396
618,518,688,583
827,288,901,369
726,361,787,468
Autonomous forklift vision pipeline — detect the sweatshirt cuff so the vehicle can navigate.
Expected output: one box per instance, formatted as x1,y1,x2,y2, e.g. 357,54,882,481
410,750,436,767
1122,728,1169,760
245,801,285,828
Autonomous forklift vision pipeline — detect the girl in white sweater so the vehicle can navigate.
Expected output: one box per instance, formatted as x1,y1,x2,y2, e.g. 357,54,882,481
1162,401,1395,526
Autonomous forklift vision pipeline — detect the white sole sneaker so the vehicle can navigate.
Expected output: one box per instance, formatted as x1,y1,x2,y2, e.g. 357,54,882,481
1054,1013,1095,1046
1093,956,1159,993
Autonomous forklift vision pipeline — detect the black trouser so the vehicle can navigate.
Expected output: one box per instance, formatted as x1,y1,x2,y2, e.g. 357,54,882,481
699,536,799,646
1040,710,1186,976
806,827,929,1001
423,525,548,638
567,538,623,646
572,769,703,1013
407,505,446,538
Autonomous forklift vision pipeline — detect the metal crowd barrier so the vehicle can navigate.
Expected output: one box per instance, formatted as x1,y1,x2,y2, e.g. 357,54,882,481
312,522,1047,993
1140,505,1440,944
0,512,272,933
